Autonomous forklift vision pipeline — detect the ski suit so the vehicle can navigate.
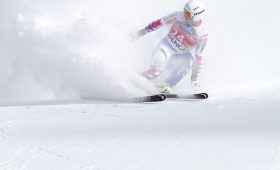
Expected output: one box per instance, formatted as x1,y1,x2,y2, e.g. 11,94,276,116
141,11,208,87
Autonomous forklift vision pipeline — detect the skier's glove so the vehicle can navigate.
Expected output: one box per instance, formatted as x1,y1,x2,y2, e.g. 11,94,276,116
130,29,146,42
130,32,140,42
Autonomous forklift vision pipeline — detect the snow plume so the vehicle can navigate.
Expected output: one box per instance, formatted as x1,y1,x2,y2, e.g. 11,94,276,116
0,0,161,102
1,0,280,103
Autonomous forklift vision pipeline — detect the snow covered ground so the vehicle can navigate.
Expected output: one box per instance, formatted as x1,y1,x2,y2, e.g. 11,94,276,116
1,0,280,169
1,95,280,170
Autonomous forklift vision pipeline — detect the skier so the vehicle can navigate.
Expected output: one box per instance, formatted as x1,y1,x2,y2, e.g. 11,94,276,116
131,0,208,93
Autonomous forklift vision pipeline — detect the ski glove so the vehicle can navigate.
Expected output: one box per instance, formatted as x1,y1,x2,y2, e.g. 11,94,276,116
130,29,146,42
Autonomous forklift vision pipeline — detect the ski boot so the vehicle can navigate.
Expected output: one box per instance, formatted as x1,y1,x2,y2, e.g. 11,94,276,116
157,82,171,94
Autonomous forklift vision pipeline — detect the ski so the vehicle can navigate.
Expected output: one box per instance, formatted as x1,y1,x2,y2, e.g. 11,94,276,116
164,92,208,100
134,94,166,103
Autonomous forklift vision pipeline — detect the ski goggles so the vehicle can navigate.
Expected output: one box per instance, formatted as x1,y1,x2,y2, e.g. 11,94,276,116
184,8,192,18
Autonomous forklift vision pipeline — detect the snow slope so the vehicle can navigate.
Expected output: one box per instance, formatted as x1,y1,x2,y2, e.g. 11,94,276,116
0,0,280,169
1,96,280,170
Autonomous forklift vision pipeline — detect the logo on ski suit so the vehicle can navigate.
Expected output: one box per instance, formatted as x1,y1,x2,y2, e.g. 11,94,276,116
166,21,198,52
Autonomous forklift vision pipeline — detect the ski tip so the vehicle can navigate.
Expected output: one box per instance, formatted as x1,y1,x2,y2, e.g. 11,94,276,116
160,94,167,100
194,93,209,99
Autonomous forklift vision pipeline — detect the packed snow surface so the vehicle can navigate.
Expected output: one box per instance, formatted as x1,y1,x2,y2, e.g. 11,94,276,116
0,0,280,169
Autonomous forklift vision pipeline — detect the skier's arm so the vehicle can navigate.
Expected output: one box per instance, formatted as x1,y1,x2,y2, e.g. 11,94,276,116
131,12,177,40
191,35,208,82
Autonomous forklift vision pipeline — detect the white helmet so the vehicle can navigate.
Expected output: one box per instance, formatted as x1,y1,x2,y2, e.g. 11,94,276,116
184,0,206,22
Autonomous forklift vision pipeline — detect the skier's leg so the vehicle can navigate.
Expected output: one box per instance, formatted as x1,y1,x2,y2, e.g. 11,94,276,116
142,39,174,79
165,53,193,88
157,53,193,93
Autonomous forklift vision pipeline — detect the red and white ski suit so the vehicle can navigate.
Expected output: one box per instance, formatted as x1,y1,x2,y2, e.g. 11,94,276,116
141,11,208,86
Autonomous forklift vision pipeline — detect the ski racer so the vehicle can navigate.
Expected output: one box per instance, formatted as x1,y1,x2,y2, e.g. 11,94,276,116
131,0,208,93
